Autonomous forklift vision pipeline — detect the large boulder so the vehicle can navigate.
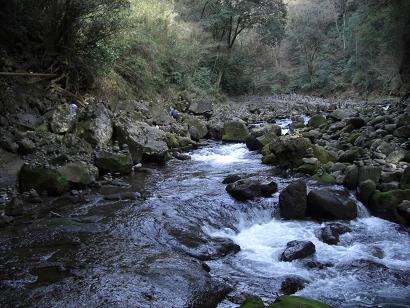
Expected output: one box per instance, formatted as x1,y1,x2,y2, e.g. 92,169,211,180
400,167,410,190
280,240,316,262
189,99,213,117
279,180,307,219
183,115,208,141
95,150,133,174
58,161,99,185
267,136,313,168
358,166,382,184
330,109,358,121
368,189,410,224
115,120,170,163
50,104,74,134
343,165,359,189
150,103,173,126
81,103,113,146
246,124,281,151
356,179,376,204
226,179,277,201
222,120,249,142
306,189,358,220
308,115,327,128
19,163,70,195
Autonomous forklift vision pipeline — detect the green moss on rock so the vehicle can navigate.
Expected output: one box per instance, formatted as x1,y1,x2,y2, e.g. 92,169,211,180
222,120,249,142
240,296,265,308
269,295,330,308
19,164,70,196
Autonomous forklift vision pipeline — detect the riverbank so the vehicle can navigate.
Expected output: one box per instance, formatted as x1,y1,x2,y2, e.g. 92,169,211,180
1,89,410,306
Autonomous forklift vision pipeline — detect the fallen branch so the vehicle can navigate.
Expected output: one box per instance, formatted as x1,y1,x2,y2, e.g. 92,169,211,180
0,72,59,77
54,86,87,107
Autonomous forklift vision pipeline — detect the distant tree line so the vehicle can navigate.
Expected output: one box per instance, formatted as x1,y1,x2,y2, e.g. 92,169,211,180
0,0,408,98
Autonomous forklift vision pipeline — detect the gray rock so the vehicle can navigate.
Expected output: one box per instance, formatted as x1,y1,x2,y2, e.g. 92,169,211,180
347,117,366,128
358,166,382,184
50,104,74,134
183,115,208,141
17,138,35,155
226,179,277,201
280,240,316,262
189,99,213,117
222,120,249,142
279,180,307,219
318,223,351,245
58,161,99,186
400,167,410,190
357,180,376,204
280,276,308,295
95,150,133,174
115,120,170,163
343,165,359,189
82,103,113,146
307,189,358,220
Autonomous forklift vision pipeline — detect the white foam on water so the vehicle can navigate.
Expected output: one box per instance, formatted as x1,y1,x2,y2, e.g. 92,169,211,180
209,215,410,306
191,143,253,165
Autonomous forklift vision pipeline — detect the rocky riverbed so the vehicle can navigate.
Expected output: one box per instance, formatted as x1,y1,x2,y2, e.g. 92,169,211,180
0,92,410,307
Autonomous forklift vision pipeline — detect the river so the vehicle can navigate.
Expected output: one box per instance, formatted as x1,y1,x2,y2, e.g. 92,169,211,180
0,142,409,307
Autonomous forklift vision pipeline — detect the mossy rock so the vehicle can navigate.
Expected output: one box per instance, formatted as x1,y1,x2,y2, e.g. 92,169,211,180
296,163,319,175
58,161,99,185
269,296,330,308
222,120,249,142
308,115,327,128
293,122,305,129
368,189,410,224
262,154,276,165
312,172,337,184
183,116,208,141
347,132,361,144
166,133,180,149
241,296,265,308
262,144,271,156
95,150,133,174
257,132,279,147
19,164,70,196
313,145,336,164
35,122,49,133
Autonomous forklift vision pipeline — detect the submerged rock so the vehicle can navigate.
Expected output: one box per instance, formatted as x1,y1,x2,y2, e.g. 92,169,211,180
226,179,277,201
318,223,352,245
306,189,358,220
280,276,308,295
280,240,316,262
279,180,307,219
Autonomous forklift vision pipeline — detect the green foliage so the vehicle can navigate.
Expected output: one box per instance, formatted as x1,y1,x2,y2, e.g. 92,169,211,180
279,0,410,96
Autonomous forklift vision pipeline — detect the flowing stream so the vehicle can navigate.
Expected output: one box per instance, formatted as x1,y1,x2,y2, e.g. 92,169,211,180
1,142,409,307
189,143,410,307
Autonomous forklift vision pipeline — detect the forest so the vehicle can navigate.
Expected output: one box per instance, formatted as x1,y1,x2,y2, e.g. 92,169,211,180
1,0,409,99
1,1,410,308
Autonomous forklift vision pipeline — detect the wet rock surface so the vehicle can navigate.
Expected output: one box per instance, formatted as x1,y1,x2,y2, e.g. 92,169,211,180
280,240,316,262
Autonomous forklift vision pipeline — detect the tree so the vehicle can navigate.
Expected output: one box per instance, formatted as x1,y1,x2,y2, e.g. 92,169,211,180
176,0,286,90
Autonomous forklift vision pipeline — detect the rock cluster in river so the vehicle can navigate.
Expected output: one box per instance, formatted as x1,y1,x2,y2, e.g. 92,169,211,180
247,97,410,226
